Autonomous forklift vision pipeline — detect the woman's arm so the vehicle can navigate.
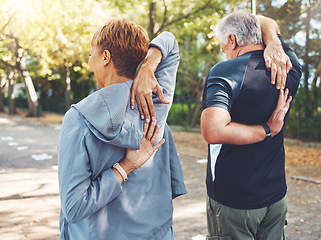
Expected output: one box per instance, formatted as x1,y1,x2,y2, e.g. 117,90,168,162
113,120,165,183
130,31,180,122
58,109,123,223
130,47,166,122
258,15,293,89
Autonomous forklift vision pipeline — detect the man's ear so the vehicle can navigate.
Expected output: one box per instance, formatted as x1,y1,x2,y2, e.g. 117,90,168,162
228,34,237,50
103,50,111,66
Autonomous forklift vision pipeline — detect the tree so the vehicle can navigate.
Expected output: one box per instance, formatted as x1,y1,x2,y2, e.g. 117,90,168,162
0,37,18,115
0,73,5,112
0,0,117,114
0,0,40,116
257,0,321,140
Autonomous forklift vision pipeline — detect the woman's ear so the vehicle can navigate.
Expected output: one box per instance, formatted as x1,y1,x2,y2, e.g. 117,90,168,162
103,50,111,66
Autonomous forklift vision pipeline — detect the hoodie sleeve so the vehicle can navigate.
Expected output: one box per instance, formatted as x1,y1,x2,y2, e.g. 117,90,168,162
148,32,180,142
149,31,180,104
58,108,122,224
163,124,187,198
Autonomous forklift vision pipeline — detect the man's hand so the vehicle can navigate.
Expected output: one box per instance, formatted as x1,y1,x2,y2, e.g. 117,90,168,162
267,88,292,136
264,44,292,90
130,65,169,122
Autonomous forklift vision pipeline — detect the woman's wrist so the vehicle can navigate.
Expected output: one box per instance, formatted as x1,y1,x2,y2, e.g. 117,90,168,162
112,159,135,183
141,47,162,72
119,158,136,175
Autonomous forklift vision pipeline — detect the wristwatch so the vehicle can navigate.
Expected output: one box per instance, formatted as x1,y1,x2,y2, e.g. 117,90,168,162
261,122,272,138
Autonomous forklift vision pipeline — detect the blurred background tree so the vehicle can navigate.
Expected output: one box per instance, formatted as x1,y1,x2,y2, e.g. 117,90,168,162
256,0,321,140
0,0,320,140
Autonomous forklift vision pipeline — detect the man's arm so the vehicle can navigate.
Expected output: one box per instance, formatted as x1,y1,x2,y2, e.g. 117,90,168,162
201,89,292,145
258,15,293,89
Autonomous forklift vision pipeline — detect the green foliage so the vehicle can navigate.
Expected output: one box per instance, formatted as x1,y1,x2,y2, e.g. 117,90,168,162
285,87,321,141
167,103,191,127
256,0,321,141
167,102,202,127
0,0,120,102
0,0,320,141
257,0,321,75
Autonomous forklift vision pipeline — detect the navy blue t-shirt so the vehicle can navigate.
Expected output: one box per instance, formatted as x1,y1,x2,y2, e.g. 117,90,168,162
202,35,302,209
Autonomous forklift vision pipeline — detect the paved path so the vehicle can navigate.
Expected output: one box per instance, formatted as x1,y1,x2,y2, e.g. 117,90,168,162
0,113,320,239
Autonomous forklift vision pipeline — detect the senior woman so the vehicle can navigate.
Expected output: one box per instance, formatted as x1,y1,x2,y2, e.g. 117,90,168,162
58,19,186,240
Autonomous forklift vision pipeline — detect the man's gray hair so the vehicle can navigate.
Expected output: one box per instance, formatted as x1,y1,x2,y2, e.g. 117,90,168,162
214,9,263,46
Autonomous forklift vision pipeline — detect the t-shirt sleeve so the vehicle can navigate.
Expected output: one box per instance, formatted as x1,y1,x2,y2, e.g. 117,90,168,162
202,74,234,113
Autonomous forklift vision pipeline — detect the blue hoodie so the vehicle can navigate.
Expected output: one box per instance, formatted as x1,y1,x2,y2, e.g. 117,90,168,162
58,32,186,240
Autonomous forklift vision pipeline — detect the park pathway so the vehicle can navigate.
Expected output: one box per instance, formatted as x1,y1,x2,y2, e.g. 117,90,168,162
0,113,320,239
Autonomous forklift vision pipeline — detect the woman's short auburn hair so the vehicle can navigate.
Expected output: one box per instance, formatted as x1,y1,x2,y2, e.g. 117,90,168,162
91,19,150,79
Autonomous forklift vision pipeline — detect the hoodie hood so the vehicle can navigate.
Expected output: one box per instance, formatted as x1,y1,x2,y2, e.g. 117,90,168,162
73,80,143,149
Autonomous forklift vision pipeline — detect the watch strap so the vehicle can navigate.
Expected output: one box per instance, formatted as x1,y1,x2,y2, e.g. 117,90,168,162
261,122,272,138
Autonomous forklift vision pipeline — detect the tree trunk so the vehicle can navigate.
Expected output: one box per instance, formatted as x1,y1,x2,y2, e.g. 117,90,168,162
65,63,71,110
14,37,38,117
190,103,202,127
303,1,311,94
301,1,313,119
0,85,4,112
190,62,211,127
8,70,17,115
311,59,321,100
148,1,157,39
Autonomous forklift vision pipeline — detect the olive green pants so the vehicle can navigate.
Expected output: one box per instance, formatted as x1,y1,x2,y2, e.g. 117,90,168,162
206,195,287,240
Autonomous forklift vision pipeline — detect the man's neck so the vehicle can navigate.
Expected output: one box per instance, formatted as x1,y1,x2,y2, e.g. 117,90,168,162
236,44,265,57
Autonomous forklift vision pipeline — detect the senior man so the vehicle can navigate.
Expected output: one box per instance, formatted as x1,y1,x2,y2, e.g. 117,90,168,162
200,10,302,240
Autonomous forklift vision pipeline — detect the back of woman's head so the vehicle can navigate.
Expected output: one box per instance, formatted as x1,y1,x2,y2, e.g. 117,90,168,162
92,19,149,79
214,9,263,47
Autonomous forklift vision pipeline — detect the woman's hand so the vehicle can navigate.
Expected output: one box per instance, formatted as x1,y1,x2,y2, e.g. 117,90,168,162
257,15,293,90
130,65,168,122
130,47,169,122
264,44,292,90
120,120,165,177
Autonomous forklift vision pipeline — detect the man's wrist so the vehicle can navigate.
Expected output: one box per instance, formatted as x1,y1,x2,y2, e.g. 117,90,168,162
261,122,272,139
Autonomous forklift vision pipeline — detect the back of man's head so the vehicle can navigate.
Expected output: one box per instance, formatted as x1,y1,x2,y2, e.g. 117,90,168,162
214,9,263,47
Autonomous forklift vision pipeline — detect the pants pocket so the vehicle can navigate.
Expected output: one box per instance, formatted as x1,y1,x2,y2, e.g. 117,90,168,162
206,197,232,238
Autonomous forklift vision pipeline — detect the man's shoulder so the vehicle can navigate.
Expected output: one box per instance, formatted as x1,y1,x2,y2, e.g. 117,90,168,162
210,58,237,73
208,55,250,81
